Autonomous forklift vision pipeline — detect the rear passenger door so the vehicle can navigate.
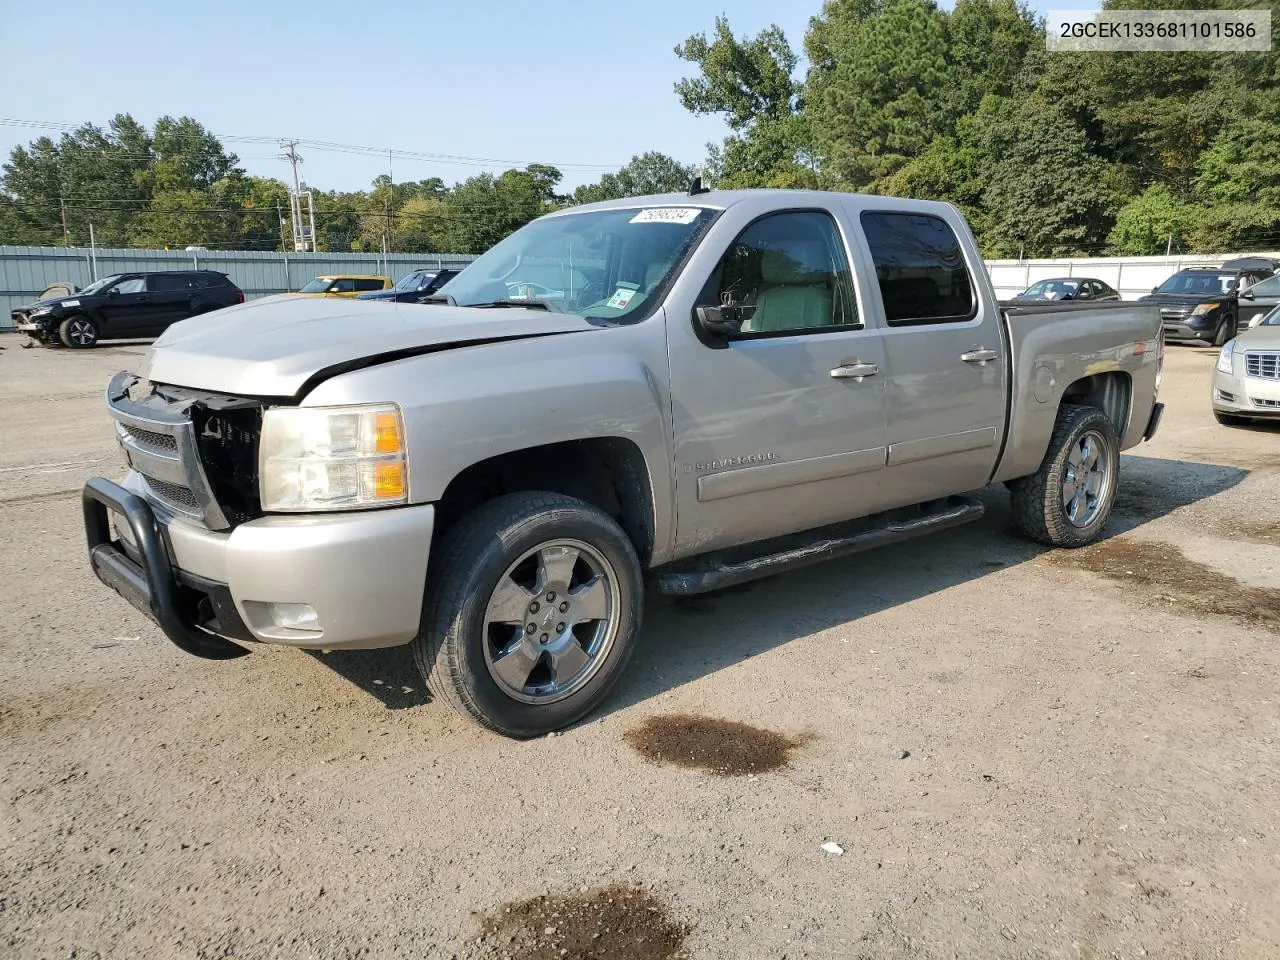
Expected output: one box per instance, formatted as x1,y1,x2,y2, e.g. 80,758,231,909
853,208,1007,505
144,274,196,331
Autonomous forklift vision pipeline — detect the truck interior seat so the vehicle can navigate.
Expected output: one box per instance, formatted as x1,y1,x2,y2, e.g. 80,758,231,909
742,242,834,333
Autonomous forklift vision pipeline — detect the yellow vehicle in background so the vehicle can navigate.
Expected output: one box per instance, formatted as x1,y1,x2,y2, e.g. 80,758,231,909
295,275,391,297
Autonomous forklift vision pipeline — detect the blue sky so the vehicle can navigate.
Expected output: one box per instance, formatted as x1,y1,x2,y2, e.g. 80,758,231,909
0,0,1099,193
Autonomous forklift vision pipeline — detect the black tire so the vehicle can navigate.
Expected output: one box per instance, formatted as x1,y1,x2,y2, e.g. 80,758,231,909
414,492,643,738
1009,404,1121,548
1212,313,1236,347
58,315,99,348
1214,411,1249,427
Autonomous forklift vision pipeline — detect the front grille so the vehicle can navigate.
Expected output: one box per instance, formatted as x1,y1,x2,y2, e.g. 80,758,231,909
1160,309,1188,322
144,476,201,511
1245,351,1279,380
105,371,262,530
122,424,178,452
1253,397,1280,408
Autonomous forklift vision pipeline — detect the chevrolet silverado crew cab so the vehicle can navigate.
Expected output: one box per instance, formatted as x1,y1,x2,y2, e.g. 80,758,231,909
82,189,1164,737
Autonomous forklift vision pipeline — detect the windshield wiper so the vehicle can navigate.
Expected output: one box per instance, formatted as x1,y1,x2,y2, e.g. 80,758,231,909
469,299,554,312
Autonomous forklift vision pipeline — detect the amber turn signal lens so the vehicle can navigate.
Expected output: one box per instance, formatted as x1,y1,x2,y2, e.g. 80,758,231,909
374,411,403,454
374,461,405,499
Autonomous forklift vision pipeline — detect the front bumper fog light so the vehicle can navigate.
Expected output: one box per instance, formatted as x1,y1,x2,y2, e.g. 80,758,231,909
268,602,321,632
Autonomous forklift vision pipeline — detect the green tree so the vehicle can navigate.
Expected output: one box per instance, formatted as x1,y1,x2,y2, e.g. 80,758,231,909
572,152,695,204
947,0,1041,116
674,17,811,187
979,98,1122,257
1106,184,1196,255
804,0,954,188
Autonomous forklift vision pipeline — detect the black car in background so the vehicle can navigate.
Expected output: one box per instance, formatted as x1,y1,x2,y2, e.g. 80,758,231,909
356,268,460,303
1138,265,1275,346
1011,277,1121,302
12,270,244,348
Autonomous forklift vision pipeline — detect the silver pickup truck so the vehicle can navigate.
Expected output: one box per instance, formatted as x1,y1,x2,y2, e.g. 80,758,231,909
82,189,1164,737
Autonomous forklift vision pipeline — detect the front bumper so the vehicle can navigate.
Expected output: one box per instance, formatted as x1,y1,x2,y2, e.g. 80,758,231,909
83,474,435,656
1212,365,1280,418
1161,314,1218,342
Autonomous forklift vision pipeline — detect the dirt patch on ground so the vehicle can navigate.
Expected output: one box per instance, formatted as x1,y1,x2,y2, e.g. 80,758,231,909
1222,519,1280,546
472,885,690,960
1051,537,1280,630
624,714,811,776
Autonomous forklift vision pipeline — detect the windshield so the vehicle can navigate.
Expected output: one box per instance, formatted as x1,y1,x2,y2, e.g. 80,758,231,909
79,274,126,296
1262,305,1280,326
1156,272,1238,296
437,206,717,320
299,278,333,293
1023,279,1080,299
395,271,432,292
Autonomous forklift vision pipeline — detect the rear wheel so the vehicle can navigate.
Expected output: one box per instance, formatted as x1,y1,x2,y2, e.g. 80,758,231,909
58,315,99,348
1214,411,1250,427
1009,404,1120,548
414,492,643,738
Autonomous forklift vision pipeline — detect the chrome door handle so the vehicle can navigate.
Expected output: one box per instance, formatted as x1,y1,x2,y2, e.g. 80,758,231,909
960,347,998,364
830,362,879,381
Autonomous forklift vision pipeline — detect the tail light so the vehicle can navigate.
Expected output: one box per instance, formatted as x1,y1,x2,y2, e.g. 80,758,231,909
234,291,245,304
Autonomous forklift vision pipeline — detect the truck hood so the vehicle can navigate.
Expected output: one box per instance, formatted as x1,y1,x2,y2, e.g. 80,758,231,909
145,296,596,398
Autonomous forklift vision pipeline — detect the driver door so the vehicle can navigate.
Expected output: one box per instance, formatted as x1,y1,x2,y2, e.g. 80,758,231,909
665,206,890,557
97,276,153,337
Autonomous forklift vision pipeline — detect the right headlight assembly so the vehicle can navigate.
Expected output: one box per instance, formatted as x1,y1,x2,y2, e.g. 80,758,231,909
259,403,408,512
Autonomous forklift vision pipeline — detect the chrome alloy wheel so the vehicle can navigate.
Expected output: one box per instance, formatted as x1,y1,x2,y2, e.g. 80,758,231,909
482,539,621,704
1062,430,1112,527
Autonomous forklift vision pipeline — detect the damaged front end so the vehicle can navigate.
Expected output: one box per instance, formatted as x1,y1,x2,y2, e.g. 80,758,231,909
11,308,57,346
105,371,266,530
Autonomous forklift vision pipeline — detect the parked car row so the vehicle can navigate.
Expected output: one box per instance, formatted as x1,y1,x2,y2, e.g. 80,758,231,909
10,267,463,347
1011,256,1280,348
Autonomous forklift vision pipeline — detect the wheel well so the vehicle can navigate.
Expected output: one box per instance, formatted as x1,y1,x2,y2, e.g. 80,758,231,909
1061,372,1131,436
433,438,656,565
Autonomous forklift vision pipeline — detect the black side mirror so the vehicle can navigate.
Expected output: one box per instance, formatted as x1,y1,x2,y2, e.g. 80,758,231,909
695,302,755,337
107,288,119,297
1151,286,1159,294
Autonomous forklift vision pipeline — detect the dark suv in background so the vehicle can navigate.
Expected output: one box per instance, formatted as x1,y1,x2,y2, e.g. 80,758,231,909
12,270,244,348
1139,264,1274,346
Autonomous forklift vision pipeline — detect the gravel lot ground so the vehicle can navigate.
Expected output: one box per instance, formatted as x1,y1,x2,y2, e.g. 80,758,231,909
1,334,1277,960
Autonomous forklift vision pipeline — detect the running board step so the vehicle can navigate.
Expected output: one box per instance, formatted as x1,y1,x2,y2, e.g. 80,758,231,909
651,495,985,596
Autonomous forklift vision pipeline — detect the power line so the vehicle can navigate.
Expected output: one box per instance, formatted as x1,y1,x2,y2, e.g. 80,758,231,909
0,116,626,173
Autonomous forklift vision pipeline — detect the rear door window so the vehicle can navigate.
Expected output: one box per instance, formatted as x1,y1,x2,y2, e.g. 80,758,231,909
146,274,192,292
859,211,975,325
329,279,357,293
353,278,385,291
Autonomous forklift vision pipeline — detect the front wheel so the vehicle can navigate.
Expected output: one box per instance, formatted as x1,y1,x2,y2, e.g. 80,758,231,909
1009,404,1121,548
1212,313,1236,347
414,492,643,738
59,315,99,348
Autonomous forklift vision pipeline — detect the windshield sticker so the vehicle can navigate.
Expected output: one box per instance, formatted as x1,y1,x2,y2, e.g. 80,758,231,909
630,207,701,225
606,286,638,310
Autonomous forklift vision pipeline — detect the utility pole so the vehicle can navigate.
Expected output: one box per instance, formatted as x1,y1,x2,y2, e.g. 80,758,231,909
1166,235,1173,257
279,140,312,252
60,198,69,246
387,149,394,255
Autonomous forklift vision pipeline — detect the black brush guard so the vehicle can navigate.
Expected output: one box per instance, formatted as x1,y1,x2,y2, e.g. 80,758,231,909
82,477,248,659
